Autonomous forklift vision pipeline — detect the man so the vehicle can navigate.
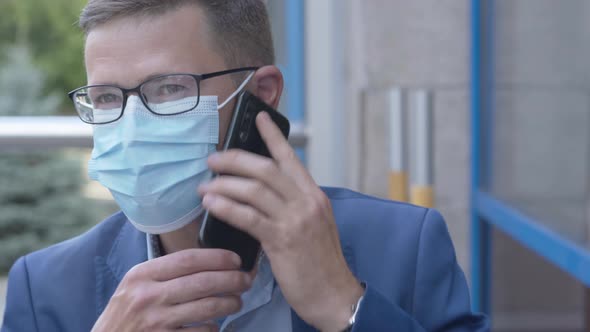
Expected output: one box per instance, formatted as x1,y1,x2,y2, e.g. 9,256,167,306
1,1,488,331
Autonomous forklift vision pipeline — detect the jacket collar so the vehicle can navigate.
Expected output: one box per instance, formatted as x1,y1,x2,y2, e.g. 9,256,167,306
95,217,147,317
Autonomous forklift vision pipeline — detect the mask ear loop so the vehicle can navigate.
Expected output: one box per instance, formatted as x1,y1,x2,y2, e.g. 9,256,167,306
217,71,256,110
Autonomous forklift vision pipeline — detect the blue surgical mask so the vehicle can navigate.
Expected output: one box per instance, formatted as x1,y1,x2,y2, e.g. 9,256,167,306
88,73,254,234
88,95,218,234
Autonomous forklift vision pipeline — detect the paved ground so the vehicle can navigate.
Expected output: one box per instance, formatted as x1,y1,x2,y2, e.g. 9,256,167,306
0,276,6,326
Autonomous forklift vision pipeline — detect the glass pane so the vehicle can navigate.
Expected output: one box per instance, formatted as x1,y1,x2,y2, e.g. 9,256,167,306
483,1,590,325
75,87,124,123
487,0,590,246
143,75,199,111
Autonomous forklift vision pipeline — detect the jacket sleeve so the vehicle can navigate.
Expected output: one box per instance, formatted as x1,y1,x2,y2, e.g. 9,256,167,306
1,256,39,332
352,209,489,331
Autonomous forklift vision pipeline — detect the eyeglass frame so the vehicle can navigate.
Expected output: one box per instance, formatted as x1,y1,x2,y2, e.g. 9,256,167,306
68,66,260,125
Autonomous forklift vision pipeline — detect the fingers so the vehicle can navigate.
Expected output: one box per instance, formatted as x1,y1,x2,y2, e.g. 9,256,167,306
162,270,253,304
139,249,242,281
207,113,318,198
198,176,283,218
167,295,242,328
202,193,270,240
207,150,299,201
255,112,293,160
255,112,316,189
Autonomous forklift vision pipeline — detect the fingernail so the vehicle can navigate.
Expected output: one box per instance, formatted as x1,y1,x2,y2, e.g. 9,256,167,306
232,254,242,267
259,112,270,122
203,194,216,206
244,273,253,285
198,183,209,194
208,153,220,163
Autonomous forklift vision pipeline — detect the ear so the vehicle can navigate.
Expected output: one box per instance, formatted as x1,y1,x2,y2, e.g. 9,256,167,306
250,65,283,109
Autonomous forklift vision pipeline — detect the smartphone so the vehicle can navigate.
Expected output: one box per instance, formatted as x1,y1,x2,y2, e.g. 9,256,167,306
199,91,290,271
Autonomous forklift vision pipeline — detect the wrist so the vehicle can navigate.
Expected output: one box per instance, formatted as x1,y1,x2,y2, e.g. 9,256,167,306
316,279,365,332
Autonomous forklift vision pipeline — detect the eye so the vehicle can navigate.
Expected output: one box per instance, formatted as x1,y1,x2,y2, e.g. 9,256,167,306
158,84,186,96
94,93,122,106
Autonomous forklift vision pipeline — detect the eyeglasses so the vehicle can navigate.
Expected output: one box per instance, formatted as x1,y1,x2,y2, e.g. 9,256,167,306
68,67,258,124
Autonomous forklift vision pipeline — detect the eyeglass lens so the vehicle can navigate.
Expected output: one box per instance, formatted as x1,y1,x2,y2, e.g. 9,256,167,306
73,75,200,124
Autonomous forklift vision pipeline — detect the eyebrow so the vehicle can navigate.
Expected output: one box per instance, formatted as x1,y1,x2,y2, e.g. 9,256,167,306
91,72,183,88
143,72,179,81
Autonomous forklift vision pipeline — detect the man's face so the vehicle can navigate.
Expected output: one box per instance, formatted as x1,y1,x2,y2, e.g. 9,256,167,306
84,5,238,149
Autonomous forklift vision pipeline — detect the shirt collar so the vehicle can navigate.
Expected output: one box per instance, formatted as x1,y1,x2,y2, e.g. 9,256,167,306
146,233,163,260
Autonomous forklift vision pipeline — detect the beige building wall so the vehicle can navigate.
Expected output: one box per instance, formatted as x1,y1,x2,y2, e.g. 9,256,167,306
304,1,587,331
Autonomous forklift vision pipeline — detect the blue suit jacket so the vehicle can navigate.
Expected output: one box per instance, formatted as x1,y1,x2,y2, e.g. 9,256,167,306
2,187,488,331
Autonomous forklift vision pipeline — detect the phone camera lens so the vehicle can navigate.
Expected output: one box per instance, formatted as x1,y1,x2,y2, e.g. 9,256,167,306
240,131,249,142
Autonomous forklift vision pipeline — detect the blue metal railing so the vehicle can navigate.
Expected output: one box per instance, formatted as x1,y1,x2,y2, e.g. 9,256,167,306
475,192,590,287
0,116,307,150
470,0,492,315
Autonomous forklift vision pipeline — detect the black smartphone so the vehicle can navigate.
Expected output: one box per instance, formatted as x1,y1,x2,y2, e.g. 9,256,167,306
199,91,290,271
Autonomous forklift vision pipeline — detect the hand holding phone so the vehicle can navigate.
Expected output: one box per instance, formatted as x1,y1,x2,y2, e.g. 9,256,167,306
199,91,290,271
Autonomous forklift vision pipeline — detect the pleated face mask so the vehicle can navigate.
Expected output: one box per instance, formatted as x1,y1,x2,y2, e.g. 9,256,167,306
88,95,219,234
83,70,256,234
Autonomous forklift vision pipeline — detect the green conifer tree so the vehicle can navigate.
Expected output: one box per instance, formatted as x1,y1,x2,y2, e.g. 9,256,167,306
0,47,100,273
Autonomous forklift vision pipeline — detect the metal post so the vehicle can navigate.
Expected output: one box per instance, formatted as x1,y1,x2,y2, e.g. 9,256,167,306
388,88,408,202
409,90,434,208
471,0,492,316
285,0,306,162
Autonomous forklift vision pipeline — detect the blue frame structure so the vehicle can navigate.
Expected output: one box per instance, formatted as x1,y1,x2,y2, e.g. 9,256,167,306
470,0,491,315
284,0,306,161
285,0,305,126
470,0,590,320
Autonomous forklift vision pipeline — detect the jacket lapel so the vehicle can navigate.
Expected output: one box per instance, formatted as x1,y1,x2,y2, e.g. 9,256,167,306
95,220,147,318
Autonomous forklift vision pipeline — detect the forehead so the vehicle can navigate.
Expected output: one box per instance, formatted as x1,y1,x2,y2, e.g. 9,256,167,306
84,5,225,87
